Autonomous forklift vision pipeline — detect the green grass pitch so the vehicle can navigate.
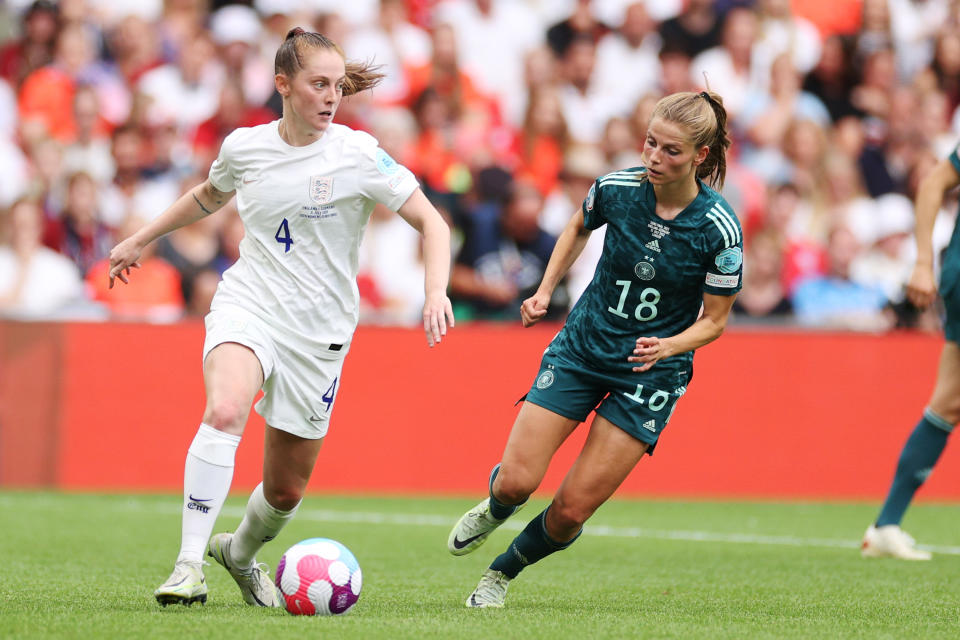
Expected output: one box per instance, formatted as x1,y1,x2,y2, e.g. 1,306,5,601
1,491,958,639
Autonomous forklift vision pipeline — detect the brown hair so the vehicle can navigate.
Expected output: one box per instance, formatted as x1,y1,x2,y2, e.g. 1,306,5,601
274,28,384,96
650,91,731,188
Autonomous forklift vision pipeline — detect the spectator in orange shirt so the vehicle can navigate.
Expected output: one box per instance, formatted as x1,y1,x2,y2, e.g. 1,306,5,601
404,23,497,125
86,215,184,322
513,86,569,197
410,86,473,195
18,22,90,143
19,21,127,144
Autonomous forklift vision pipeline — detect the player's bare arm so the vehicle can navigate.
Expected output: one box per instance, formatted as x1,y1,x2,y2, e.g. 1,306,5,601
629,292,736,372
908,158,960,308
108,180,236,288
396,188,455,346
521,209,592,328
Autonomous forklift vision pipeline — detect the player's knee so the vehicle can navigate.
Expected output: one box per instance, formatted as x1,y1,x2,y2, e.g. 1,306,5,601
202,400,248,434
549,497,594,532
264,485,303,511
494,468,536,505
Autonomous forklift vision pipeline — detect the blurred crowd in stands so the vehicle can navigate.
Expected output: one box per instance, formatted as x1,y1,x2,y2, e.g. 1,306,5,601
0,0,956,331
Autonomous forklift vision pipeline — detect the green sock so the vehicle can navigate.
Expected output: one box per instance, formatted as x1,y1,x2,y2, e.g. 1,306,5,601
490,508,580,579
876,410,952,527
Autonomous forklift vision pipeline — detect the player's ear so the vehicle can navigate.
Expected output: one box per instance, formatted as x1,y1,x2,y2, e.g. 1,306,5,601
694,145,710,166
275,73,291,97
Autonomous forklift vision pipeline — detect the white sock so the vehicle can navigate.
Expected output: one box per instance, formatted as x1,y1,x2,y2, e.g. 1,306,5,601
230,482,299,570
176,423,241,564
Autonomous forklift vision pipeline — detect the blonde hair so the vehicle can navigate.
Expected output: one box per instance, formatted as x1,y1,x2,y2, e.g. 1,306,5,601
274,28,384,96
650,91,731,188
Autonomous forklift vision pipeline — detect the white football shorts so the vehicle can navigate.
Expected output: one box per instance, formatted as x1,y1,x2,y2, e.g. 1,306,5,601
202,304,347,439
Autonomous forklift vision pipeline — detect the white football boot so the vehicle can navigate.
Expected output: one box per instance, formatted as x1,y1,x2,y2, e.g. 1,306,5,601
465,569,511,608
448,498,522,556
207,533,282,606
155,561,207,606
861,524,932,560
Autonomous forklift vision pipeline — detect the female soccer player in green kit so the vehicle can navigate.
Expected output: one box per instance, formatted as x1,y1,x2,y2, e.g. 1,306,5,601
447,91,742,608
861,146,960,560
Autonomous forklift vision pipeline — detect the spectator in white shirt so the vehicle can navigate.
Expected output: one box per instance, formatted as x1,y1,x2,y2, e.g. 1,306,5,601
594,1,662,116
0,197,85,318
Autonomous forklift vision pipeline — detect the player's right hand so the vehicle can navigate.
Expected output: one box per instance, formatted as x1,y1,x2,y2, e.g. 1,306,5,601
520,292,550,327
108,237,143,289
906,263,937,309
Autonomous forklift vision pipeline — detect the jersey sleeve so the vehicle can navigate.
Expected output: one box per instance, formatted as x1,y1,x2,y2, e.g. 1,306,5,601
207,129,241,192
701,200,744,296
354,133,420,211
581,179,606,229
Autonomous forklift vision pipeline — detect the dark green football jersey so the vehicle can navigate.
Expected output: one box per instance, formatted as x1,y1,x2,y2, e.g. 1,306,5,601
941,147,960,342
944,147,960,279
550,167,743,377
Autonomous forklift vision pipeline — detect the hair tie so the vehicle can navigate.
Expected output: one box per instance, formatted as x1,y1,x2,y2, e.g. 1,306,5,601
699,91,714,104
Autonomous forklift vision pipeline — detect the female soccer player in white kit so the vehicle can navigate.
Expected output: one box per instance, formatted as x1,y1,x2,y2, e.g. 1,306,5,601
108,29,455,607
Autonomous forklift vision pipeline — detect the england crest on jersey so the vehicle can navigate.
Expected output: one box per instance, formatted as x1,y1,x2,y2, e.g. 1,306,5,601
310,176,333,204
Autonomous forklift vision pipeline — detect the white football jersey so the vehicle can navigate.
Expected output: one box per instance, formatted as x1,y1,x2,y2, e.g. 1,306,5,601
208,120,419,351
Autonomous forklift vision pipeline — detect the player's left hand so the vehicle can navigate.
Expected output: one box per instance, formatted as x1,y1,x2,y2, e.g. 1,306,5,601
628,336,667,372
520,291,551,327
423,291,454,347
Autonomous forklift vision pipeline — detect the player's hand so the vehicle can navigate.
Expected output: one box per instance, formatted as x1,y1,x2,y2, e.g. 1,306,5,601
628,336,668,372
520,291,550,327
107,236,144,288
906,263,937,309
423,291,454,347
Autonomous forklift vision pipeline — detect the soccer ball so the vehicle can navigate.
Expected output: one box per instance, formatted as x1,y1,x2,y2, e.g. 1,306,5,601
275,538,362,615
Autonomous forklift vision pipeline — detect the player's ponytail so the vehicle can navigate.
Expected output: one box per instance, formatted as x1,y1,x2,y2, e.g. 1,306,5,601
650,91,731,189
696,91,730,189
275,28,384,96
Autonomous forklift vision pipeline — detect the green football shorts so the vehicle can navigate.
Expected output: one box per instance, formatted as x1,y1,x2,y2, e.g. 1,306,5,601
523,347,690,454
942,265,960,345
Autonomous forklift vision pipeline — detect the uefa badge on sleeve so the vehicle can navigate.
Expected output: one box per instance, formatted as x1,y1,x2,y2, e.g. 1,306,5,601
715,247,742,274
375,149,399,175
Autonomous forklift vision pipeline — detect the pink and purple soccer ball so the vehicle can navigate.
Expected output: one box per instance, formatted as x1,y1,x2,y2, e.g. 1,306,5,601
275,538,362,615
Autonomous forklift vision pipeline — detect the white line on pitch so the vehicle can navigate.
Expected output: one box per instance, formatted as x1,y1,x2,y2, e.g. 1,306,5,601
239,505,960,556
9,496,960,556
